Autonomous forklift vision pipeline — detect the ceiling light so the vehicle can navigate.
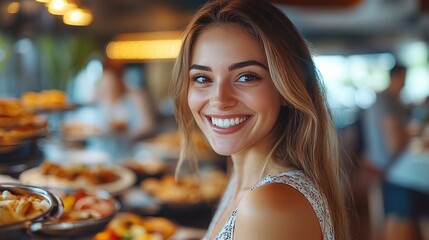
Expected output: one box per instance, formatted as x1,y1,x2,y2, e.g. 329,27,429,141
7,2,20,14
106,39,182,60
106,32,183,61
63,8,93,26
47,0,75,15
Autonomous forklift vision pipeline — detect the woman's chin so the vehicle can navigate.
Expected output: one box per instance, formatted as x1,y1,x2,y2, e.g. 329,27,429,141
210,144,239,156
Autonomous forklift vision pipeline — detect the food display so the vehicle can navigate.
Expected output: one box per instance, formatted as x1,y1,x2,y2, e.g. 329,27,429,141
27,188,120,239
143,130,216,159
0,190,50,225
19,161,136,195
122,158,167,180
140,170,228,204
39,161,119,185
61,121,102,141
0,91,225,239
57,189,117,222
20,90,68,111
0,98,47,145
0,184,64,239
94,212,176,240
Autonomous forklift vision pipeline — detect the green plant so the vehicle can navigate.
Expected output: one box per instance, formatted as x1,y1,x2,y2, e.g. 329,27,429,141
0,33,12,72
39,34,97,90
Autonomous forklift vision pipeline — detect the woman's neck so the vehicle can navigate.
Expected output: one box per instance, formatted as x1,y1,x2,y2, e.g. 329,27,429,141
231,154,263,191
231,150,295,195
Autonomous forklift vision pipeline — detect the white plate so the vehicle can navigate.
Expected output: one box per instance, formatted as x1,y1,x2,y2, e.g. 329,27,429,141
19,165,136,195
0,174,20,184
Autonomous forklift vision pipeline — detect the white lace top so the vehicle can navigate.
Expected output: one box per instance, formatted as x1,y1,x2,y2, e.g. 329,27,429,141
203,170,334,240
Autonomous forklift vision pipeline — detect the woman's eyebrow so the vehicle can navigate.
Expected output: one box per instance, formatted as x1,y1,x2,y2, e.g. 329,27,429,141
190,60,267,72
190,64,211,71
228,60,267,71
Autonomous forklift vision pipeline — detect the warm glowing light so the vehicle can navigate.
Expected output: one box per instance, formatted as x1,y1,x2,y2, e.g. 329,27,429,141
106,39,182,60
48,0,75,15
36,0,51,3
7,2,20,14
63,8,93,26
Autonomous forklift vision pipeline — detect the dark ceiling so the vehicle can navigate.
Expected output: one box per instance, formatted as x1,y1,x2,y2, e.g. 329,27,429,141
0,0,428,54
0,0,207,38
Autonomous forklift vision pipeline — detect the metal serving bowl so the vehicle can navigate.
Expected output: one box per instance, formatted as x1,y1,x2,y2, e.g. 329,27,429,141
0,183,64,240
28,188,120,239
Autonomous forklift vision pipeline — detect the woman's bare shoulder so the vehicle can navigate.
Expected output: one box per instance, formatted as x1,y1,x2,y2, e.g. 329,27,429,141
234,183,322,240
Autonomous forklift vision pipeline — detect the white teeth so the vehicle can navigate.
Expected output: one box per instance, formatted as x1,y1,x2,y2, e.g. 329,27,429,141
211,116,248,128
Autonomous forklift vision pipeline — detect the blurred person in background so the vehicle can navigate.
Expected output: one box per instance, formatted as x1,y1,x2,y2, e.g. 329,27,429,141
96,59,157,143
171,0,352,239
362,64,427,240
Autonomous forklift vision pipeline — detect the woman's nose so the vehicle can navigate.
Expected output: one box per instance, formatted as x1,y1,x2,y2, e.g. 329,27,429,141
209,82,237,109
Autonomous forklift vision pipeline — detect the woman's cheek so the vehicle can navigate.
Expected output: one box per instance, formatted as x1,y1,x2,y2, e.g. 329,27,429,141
188,89,206,114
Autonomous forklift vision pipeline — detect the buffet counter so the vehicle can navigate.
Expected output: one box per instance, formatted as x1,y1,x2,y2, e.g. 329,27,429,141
0,96,227,239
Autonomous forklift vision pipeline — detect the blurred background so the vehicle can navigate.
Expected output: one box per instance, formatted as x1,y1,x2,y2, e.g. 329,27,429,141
0,0,429,239
1,0,428,130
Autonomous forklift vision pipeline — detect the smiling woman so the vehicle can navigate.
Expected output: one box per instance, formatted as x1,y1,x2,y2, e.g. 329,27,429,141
170,0,352,240
187,24,280,156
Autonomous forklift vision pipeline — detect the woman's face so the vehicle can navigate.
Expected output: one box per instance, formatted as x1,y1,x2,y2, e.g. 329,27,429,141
188,24,281,156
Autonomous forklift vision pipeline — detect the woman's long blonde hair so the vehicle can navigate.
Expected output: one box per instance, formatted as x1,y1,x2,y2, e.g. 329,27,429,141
171,0,351,239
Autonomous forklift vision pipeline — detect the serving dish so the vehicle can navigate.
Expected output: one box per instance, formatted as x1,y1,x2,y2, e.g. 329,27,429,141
121,158,168,183
20,90,73,113
135,130,219,162
19,161,136,195
0,138,44,178
0,183,63,239
60,121,103,142
29,188,120,239
140,170,228,205
94,212,176,240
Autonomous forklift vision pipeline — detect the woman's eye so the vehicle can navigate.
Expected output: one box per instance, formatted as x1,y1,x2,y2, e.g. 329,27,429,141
237,73,261,83
192,75,209,84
